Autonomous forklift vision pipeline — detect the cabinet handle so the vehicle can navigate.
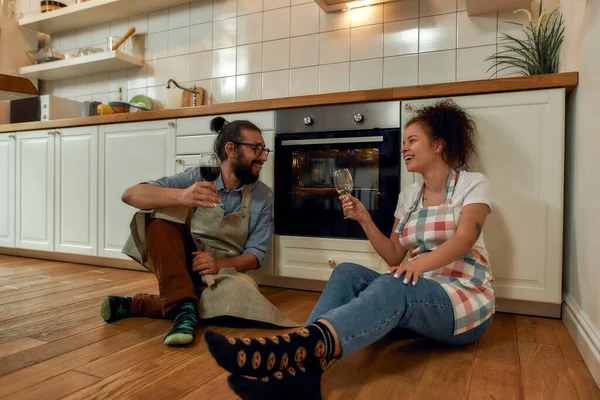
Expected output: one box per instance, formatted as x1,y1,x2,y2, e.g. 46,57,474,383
48,130,54,136
167,121,175,128
8,133,15,140
327,258,336,268
175,157,182,164
403,102,412,111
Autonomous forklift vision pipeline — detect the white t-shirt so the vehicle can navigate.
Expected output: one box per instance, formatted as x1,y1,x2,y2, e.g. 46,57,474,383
394,171,492,251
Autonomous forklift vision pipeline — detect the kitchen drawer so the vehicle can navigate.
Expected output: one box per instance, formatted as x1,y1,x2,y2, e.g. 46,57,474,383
274,235,387,281
177,111,275,136
177,131,273,155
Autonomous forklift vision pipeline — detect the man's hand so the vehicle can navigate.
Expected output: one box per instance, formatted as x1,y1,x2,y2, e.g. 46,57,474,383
191,251,220,275
179,182,221,208
387,262,424,286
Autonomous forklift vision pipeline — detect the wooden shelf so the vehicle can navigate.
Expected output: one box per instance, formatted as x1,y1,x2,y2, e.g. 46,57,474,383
19,0,192,34
18,51,143,81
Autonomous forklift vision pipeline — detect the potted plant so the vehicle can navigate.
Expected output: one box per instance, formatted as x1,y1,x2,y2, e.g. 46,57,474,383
487,0,565,76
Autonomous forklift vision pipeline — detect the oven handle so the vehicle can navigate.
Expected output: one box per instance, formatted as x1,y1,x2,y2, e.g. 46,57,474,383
280,136,384,146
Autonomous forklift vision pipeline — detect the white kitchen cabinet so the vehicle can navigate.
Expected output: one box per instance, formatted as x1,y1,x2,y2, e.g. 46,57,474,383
54,126,98,256
16,130,55,251
99,120,176,260
0,133,16,248
401,89,565,305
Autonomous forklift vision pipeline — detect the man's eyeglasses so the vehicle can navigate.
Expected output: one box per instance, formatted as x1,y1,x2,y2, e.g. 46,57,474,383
232,142,272,157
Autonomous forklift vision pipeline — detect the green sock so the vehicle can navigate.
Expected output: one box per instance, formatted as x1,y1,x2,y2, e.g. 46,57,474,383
163,301,199,347
100,296,132,322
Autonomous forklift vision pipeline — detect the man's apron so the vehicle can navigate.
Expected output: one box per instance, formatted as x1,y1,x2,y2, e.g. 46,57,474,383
122,185,298,328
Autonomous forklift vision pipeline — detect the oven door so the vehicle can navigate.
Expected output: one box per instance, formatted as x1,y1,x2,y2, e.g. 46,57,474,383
275,128,400,239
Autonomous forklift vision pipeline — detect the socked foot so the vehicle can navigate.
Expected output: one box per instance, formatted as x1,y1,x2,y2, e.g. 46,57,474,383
100,296,132,322
163,301,199,346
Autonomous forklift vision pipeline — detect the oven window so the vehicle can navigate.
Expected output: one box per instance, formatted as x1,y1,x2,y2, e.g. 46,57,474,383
275,129,400,239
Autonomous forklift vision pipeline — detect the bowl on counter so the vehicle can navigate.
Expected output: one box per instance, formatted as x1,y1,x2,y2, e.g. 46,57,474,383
40,0,67,13
26,47,64,64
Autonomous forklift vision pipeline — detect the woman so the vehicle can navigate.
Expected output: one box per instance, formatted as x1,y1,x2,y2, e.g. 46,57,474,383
204,100,495,400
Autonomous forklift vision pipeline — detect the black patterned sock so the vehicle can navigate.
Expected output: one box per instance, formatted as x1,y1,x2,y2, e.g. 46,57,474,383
227,361,326,400
100,296,132,322
163,301,198,346
205,321,335,377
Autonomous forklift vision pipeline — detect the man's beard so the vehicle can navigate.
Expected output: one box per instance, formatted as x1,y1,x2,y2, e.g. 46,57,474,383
233,156,261,185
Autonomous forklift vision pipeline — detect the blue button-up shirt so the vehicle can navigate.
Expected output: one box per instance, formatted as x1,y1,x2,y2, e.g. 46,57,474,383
145,167,274,267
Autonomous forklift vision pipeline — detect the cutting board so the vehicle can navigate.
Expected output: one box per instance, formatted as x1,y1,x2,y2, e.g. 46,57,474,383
181,87,206,107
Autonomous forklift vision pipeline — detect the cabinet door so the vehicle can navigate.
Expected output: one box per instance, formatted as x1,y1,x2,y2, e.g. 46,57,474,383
99,120,176,260
16,130,55,251
54,126,98,256
401,89,565,303
0,133,16,248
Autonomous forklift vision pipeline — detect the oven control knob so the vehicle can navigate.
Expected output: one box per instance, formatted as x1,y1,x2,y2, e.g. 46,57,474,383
327,258,336,268
353,113,364,123
303,116,313,126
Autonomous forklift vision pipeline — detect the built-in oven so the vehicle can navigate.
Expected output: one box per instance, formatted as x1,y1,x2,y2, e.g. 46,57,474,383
275,101,401,240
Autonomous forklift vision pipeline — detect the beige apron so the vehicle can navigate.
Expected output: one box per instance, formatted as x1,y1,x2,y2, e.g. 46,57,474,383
122,185,298,328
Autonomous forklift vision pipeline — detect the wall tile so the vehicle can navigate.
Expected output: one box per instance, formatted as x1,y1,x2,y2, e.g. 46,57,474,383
320,9,351,32
384,18,419,56
291,3,320,37
238,13,263,45
319,62,349,94
351,24,383,61
350,58,383,90
420,0,456,17
190,51,213,80
146,58,169,86
147,85,167,108
213,0,237,21
169,4,190,30
384,0,419,22
263,8,291,41
419,13,457,52
290,66,319,96
109,69,129,93
290,34,319,68
457,11,497,48
168,54,190,82
319,29,350,64
147,31,169,60
76,26,94,49
263,39,290,72
129,14,149,35
498,10,529,42
192,79,212,104
168,27,190,57
237,43,263,74
128,65,148,89
383,54,418,87
109,88,128,103
212,76,237,103
457,0,467,11
91,72,110,95
190,23,213,53
110,18,129,37
213,47,237,78
292,0,312,4
457,45,497,81
351,4,383,27
236,74,263,101
262,70,290,99
75,76,92,96
93,23,110,47
419,49,456,84
264,0,290,11
191,1,213,24
148,10,169,33
238,0,263,15
213,18,237,49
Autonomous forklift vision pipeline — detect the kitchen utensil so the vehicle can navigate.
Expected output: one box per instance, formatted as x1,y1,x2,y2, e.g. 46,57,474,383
81,101,101,117
40,0,66,13
129,94,153,112
76,47,103,56
108,101,130,113
181,87,206,107
111,27,136,51
26,47,64,64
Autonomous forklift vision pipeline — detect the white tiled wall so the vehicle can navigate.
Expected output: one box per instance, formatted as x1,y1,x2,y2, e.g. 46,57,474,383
19,0,528,108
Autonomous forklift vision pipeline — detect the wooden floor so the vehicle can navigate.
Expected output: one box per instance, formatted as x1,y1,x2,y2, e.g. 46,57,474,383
0,255,598,400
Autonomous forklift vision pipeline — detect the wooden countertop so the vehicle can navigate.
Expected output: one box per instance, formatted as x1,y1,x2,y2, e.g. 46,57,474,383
0,72,578,134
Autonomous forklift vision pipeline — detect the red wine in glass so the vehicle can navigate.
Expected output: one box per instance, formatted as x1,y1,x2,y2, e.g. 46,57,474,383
200,166,220,182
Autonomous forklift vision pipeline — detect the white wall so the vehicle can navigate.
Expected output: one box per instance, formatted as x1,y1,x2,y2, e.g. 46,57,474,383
15,0,527,108
561,0,600,388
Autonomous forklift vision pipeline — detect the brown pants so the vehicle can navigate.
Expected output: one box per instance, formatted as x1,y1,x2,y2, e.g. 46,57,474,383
130,217,206,318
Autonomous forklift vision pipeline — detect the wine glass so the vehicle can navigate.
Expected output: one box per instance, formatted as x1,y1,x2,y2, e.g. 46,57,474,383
199,153,222,208
333,168,353,219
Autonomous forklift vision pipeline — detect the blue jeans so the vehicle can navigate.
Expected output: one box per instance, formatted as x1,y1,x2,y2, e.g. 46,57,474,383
306,263,492,356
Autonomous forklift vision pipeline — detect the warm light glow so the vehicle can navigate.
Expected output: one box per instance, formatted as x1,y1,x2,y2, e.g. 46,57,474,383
346,0,373,9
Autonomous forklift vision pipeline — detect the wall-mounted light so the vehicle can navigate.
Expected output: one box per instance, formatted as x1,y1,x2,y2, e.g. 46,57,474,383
314,0,395,13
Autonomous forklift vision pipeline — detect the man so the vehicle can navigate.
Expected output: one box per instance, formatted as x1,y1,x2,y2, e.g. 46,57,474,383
99,117,275,346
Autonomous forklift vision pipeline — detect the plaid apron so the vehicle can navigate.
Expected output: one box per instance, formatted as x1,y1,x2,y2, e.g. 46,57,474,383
396,169,495,335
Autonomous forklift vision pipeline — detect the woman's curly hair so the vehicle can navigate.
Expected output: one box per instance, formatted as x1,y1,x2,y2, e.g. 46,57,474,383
405,99,477,170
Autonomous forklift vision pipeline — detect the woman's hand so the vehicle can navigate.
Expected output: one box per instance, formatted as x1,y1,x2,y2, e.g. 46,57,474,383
340,194,371,225
387,262,424,285
191,251,220,275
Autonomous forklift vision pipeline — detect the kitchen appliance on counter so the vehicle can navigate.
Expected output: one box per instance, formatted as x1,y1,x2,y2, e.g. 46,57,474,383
9,95,83,123
274,101,401,240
